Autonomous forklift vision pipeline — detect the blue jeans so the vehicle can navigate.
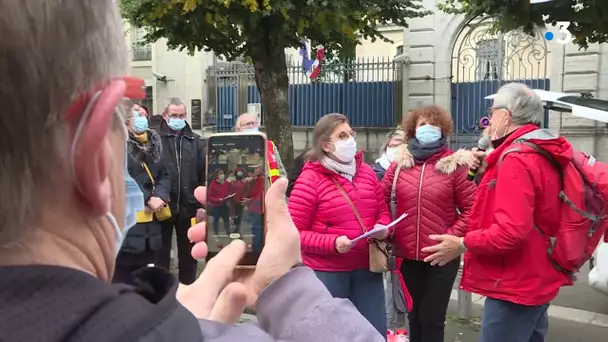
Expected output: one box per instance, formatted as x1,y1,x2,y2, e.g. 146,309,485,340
481,297,549,342
315,269,387,337
250,213,263,252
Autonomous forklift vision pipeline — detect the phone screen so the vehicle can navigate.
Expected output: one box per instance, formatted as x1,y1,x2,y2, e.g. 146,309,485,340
205,133,267,265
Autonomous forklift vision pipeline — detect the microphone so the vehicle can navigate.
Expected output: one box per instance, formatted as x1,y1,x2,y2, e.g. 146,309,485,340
467,136,491,181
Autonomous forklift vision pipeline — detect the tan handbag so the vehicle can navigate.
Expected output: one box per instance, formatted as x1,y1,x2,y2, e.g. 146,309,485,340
331,178,389,273
141,162,172,222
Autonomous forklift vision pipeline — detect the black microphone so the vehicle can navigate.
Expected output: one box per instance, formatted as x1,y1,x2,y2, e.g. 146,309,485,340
467,136,491,181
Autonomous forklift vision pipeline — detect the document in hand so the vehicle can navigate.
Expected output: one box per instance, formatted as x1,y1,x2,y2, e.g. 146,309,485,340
351,213,408,243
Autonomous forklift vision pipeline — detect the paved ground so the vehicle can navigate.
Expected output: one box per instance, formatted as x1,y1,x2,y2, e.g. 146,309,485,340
444,301,606,342
453,260,608,316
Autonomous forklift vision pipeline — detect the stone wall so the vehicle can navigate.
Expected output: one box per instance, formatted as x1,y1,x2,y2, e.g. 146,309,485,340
401,0,608,161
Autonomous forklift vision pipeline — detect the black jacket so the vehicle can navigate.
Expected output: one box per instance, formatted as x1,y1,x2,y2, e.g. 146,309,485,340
121,129,170,254
286,151,307,197
158,120,206,217
0,265,202,342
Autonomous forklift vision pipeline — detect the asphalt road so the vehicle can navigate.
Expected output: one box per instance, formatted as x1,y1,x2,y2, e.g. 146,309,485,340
444,302,605,342
453,259,608,315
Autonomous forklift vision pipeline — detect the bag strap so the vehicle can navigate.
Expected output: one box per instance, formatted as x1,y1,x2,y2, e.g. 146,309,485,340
141,162,155,185
389,164,403,220
331,178,367,233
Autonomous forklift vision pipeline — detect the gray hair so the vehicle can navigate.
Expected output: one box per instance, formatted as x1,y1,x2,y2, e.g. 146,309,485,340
163,97,186,114
0,0,128,248
493,83,544,125
235,112,258,129
383,128,405,150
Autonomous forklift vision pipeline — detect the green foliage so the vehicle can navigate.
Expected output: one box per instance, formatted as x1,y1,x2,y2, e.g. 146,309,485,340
438,0,608,49
120,0,431,60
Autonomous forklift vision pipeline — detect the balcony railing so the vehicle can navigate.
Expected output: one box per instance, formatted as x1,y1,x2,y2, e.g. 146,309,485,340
132,45,152,61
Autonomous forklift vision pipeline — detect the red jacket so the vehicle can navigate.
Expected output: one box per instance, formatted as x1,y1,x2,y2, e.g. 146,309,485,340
247,176,265,214
208,179,231,207
382,146,476,261
461,124,572,306
231,179,247,203
288,152,392,271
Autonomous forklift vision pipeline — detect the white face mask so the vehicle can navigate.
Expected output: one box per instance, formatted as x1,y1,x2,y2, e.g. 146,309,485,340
332,137,357,163
385,147,397,162
218,174,225,182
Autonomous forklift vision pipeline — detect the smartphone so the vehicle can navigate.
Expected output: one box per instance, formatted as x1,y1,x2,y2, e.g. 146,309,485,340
205,132,267,266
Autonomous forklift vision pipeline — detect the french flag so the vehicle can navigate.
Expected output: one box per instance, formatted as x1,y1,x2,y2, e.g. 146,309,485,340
299,40,325,80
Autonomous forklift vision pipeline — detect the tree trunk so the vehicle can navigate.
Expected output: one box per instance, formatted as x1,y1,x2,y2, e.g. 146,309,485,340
252,46,294,175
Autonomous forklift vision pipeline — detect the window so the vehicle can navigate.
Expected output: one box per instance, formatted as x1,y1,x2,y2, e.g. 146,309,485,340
132,27,151,61
475,39,503,81
141,86,153,115
395,45,404,57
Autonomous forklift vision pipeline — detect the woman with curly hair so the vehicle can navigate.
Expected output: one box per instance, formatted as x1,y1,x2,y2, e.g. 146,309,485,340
382,105,477,342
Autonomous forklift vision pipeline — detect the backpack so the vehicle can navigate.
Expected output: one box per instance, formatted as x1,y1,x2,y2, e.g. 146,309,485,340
498,129,608,276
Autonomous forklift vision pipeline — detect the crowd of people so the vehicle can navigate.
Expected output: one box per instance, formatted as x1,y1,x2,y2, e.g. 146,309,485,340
3,2,607,342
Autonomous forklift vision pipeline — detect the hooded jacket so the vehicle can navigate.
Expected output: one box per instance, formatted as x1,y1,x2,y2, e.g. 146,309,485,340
382,146,476,261
461,124,573,306
288,152,392,272
0,265,384,342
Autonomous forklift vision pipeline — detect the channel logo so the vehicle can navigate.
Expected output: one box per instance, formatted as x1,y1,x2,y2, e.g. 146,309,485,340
544,21,574,45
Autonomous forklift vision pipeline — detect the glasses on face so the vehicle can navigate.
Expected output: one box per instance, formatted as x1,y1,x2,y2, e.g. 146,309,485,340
333,130,356,141
168,113,187,120
240,120,257,128
488,106,508,118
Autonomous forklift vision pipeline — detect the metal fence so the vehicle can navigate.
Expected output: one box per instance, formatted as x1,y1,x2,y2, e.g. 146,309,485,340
206,58,404,131
132,45,152,61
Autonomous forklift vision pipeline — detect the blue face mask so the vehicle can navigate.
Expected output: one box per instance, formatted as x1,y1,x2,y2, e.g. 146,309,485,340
244,127,259,133
415,125,442,144
132,116,148,133
168,118,186,131
108,147,145,255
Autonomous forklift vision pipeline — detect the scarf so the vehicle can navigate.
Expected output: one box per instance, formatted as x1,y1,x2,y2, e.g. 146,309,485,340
133,131,148,144
376,153,392,170
320,156,357,182
407,137,448,164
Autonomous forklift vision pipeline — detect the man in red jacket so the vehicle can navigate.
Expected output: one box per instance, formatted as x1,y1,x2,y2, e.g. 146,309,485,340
422,83,573,342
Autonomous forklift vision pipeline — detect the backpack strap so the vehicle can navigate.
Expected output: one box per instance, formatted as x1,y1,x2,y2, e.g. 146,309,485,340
389,164,403,221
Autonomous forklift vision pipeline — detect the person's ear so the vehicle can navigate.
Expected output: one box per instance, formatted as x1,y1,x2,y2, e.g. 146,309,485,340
70,80,126,216
321,141,332,153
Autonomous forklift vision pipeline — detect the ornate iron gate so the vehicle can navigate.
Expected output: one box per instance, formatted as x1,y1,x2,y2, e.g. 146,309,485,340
450,17,550,149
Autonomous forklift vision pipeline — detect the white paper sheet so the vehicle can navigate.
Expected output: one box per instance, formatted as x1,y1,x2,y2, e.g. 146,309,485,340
351,213,408,243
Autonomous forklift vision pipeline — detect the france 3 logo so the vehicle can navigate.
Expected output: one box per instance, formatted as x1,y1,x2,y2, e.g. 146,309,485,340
544,21,574,45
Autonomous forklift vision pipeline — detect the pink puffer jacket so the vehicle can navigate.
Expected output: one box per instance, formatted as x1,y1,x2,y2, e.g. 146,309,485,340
288,152,391,272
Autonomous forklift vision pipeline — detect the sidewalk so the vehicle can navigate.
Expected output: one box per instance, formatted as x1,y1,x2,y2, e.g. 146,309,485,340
237,304,606,342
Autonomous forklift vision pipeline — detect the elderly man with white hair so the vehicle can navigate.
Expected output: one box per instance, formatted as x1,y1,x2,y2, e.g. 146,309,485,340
421,83,574,342
0,1,387,341
235,112,287,182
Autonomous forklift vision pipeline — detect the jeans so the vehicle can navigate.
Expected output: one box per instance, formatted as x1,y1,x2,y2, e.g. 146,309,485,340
480,297,549,342
315,269,387,337
400,257,460,342
384,272,407,331
210,205,230,235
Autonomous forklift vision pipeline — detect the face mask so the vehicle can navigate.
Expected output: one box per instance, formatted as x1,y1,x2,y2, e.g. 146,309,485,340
108,146,145,254
132,116,148,133
415,125,442,144
218,174,225,182
332,136,357,163
385,147,397,162
491,114,509,141
236,172,243,177
168,118,186,131
244,127,259,133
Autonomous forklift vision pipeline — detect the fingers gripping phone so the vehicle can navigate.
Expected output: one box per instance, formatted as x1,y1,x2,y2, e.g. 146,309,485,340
204,132,267,266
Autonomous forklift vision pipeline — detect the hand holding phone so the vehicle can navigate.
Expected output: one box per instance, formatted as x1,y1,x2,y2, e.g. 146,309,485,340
205,132,268,266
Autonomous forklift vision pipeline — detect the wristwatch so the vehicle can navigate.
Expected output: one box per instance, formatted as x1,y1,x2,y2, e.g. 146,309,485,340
459,237,468,252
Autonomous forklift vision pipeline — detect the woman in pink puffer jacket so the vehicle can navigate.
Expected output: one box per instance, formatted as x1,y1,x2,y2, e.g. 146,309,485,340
288,113,392,337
